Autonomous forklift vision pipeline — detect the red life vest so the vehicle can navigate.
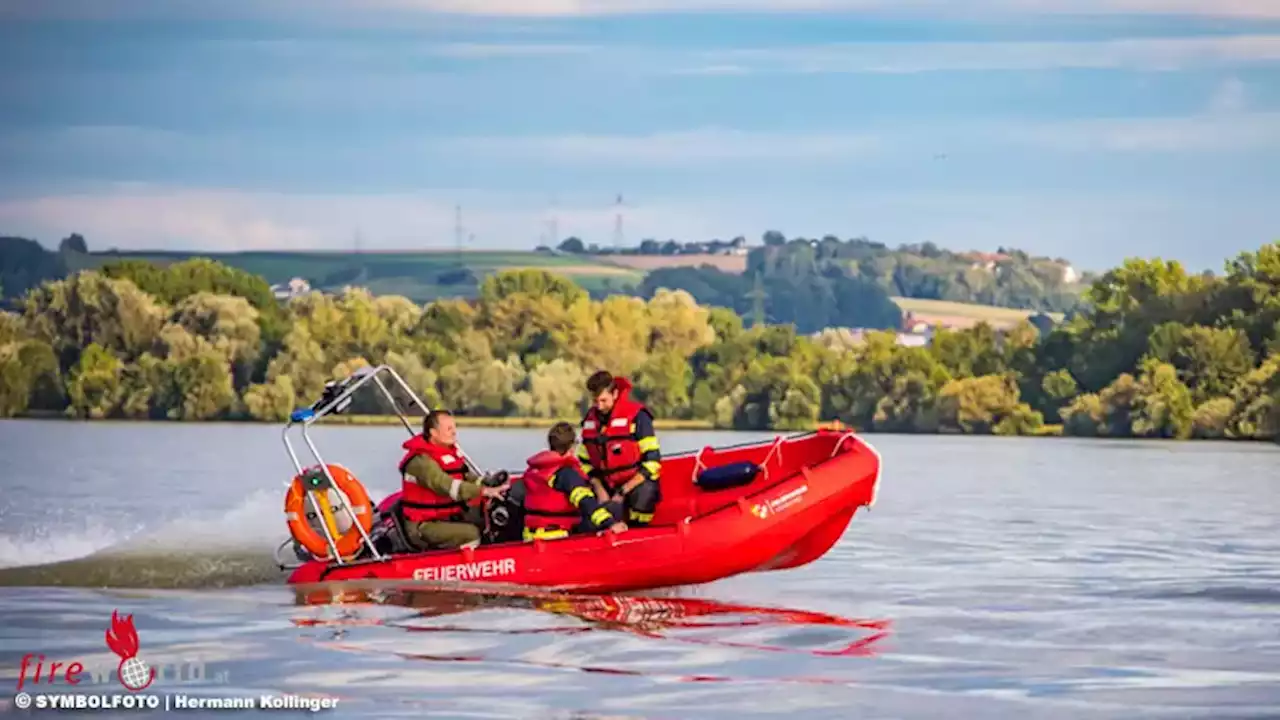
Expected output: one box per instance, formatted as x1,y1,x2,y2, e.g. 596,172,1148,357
520,450,583,531
580,376,647,490
398,435,469,523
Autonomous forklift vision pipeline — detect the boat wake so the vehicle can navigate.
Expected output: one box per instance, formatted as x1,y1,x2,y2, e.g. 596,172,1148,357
0,489,289,589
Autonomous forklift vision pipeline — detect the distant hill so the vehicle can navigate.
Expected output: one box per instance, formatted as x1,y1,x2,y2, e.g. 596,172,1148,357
3,232,1089,333
66,248,644,302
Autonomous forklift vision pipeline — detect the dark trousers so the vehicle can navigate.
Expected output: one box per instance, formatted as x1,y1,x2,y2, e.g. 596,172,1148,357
606,477,659,526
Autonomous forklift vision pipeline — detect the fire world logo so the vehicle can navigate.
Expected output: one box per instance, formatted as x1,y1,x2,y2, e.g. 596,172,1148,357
105,610,155,692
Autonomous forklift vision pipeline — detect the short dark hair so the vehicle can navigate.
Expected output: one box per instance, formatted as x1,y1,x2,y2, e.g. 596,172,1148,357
586,370,614,395
424,409,452,434
548,422,576,454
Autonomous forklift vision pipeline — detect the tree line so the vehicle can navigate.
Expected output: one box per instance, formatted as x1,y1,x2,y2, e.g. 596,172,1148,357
0,242,1277,442
3,232,1087,332
641,235,1088,329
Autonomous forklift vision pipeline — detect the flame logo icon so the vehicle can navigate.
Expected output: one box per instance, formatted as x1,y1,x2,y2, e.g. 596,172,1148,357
105,610,155,692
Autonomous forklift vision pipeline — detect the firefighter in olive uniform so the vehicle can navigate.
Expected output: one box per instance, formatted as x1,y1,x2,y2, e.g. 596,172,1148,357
399,410,507,549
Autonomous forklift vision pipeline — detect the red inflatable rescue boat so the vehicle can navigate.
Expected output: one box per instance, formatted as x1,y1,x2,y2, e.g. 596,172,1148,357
276,365,882,594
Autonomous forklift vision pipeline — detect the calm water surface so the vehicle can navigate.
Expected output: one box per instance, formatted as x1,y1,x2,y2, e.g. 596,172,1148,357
0,420,1278,718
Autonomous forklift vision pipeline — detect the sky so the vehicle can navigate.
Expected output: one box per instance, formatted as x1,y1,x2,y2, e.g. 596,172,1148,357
1,0,1278,272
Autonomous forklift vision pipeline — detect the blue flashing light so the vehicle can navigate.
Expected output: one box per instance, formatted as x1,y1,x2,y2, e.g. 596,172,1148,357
290,407,316,423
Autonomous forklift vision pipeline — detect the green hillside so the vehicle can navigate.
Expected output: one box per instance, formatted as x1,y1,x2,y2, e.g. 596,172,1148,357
5,233,1086,333
72,249,643,301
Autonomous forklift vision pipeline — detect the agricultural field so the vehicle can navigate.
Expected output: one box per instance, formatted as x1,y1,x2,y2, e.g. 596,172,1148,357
74,249,645,302
598,253,748,274
892,296,1065,330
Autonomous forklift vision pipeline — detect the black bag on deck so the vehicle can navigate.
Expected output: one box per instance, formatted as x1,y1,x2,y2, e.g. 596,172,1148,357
695,461,760,491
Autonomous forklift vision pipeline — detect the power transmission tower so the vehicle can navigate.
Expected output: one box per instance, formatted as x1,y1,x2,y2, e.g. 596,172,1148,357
549,195,559,249
612,193,625,250
454,205,464,263
747,271,767,328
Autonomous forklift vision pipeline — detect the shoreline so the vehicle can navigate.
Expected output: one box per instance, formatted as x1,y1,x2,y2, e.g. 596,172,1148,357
9,410,717,431
7,412,1275,443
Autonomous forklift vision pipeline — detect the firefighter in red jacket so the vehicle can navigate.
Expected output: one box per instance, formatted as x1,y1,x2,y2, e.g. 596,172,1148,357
518,422,627,541
399,410,507,549
577,370,662,527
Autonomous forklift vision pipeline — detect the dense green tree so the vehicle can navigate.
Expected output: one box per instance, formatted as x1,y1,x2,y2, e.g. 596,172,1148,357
938,374,1043,435
0,241,1276,444
23,272,166,370
65,343,124,419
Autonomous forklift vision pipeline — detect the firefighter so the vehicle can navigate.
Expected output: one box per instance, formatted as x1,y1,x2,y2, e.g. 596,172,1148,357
577,370,661,527
399,410,507,549
519,422,627,540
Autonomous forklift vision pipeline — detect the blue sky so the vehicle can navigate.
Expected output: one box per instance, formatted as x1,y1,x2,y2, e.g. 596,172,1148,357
1,0,1278,272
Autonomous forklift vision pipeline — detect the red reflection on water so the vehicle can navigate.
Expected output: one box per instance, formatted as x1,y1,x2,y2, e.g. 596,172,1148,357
292,584,891,661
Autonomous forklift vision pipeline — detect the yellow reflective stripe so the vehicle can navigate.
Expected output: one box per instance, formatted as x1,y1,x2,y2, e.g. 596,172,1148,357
590,507,613,526
629,510,653,523
637,436,660,453
630,422,637,433
569,486,592,506
642,460,662,477
523,527,570,541
576,446,594,474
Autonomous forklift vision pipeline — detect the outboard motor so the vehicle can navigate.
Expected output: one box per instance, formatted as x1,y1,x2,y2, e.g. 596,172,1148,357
366,498,413,557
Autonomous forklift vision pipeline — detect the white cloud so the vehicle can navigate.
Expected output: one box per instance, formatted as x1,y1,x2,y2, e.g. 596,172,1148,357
1207,76,1249,114
426,43,599,58
673,35,1280,75
446,111,1280,166
449,128,884,165
311,0,1280,18
1008,111,1280,152
6,0,1280,20
0,186,730,252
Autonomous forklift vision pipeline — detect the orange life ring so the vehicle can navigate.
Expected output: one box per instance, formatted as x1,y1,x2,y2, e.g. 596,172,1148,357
284,463,374,562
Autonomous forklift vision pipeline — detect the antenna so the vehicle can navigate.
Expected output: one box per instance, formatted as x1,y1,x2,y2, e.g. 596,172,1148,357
613,193,625,250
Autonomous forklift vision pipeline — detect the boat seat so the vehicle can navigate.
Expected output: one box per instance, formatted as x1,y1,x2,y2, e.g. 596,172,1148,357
695,461,760,491
372,497,425,554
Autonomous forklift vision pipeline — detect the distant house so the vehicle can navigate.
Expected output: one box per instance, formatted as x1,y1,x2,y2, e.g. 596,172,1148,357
962,251,1011,272
271,277,311,300
816,326,933,349
895,331,930,348
1060,264,1080,283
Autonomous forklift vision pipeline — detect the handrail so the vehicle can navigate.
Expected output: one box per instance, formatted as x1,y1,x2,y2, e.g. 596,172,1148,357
280,364,436,565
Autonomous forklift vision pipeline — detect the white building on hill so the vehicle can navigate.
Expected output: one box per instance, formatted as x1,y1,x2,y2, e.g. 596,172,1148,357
271,277,311,300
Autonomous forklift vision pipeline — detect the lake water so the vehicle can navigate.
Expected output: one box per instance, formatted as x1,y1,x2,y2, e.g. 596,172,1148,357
0,419,1278,719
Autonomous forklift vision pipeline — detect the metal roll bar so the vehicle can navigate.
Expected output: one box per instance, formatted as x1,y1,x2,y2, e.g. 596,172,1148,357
280,364,487,566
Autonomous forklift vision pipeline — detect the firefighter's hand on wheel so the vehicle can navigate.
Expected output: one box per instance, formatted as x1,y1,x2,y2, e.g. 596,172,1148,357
481,484,508,500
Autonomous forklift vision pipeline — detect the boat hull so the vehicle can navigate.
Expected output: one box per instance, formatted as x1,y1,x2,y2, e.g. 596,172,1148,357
286,430,881,594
